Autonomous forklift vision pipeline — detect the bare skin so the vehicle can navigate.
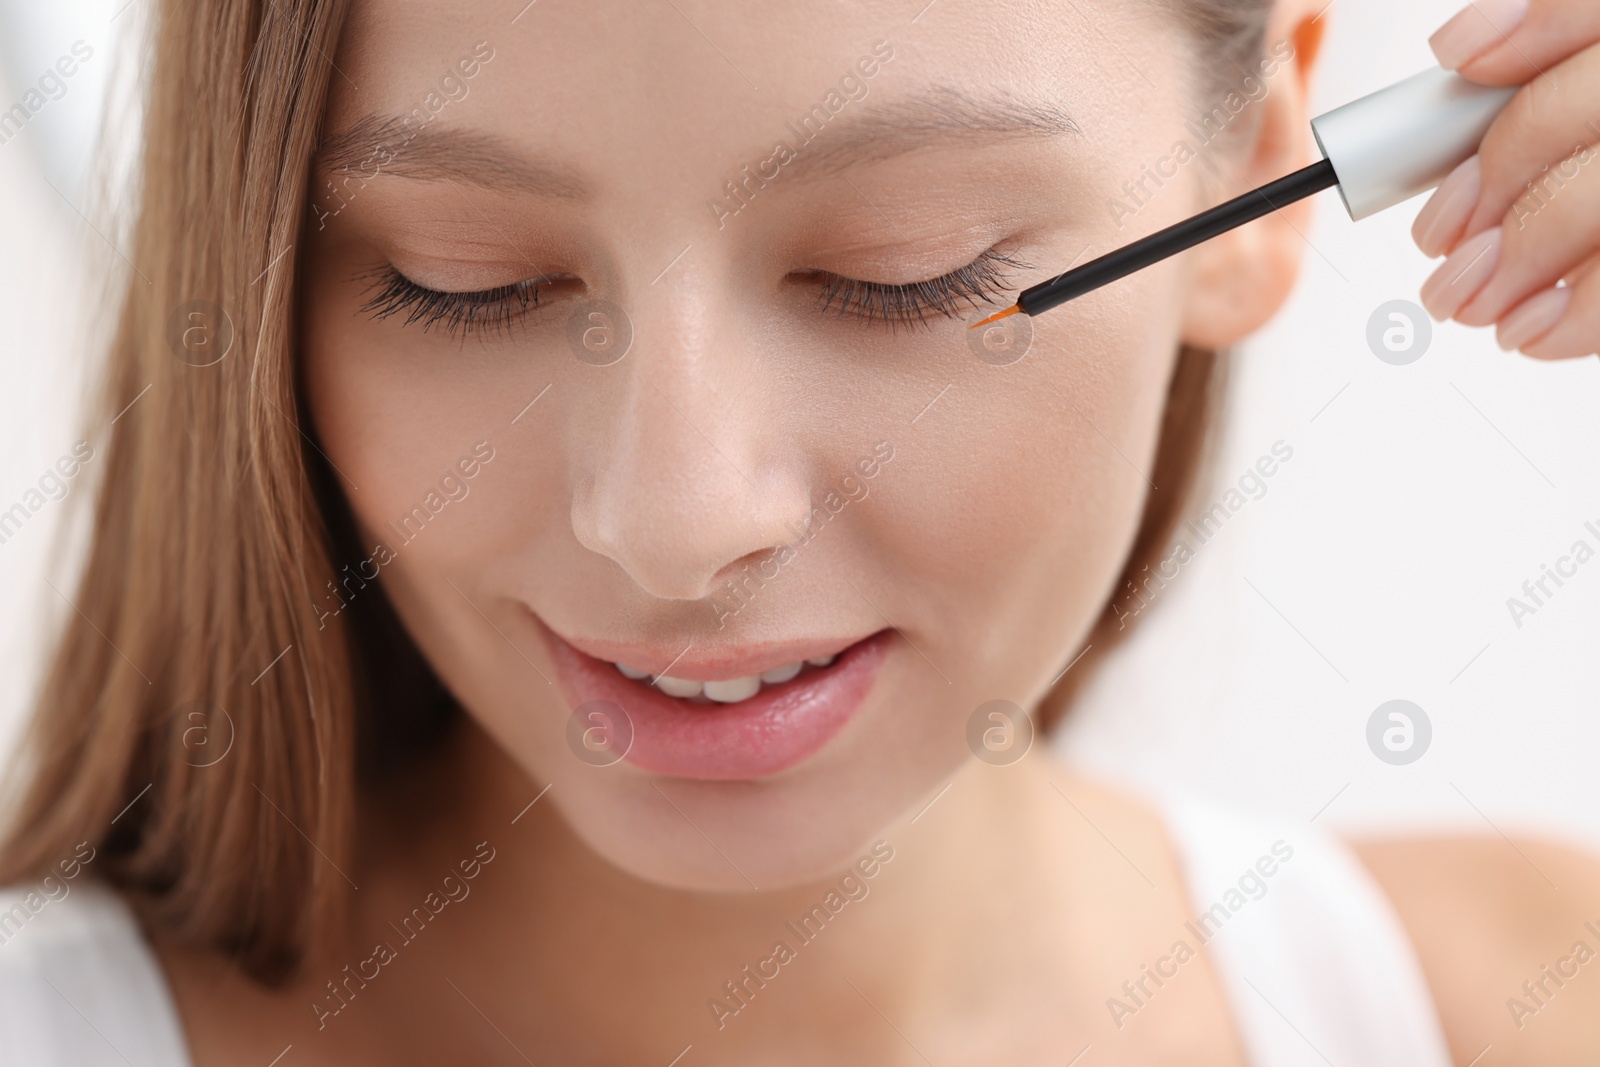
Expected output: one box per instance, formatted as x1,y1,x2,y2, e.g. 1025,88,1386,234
148,0,1600,1062
160,724,1253,1065
1355,838,1600,1064
155,723,1600,1065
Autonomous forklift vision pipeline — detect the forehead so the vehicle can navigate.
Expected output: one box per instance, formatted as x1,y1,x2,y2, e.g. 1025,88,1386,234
325,0,1184,189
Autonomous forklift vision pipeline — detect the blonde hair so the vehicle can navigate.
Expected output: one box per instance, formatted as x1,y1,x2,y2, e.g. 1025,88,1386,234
0,0,1259,982
0,0,359,982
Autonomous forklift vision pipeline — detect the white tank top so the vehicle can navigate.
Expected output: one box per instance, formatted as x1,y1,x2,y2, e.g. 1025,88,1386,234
0,794,1454,1066
1156,792,1454,1065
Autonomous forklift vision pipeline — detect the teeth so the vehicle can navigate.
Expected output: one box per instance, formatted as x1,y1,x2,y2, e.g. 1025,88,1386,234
704,675,761,703
759,661,802,684
654,675,704,698
613,654,839,706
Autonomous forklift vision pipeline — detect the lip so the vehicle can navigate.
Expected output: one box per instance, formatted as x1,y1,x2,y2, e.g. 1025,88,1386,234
533,612,891,780
554,631,871,682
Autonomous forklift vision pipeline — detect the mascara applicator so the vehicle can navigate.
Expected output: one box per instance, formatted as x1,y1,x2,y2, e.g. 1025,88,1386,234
971,67,1517,329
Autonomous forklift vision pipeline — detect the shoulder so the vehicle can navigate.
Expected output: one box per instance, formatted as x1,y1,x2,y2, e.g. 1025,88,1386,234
0,878,193,1066
0,875,131,963
1354,834,1600,1065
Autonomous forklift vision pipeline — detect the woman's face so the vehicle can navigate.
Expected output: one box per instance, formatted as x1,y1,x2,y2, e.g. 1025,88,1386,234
302,0,1213,889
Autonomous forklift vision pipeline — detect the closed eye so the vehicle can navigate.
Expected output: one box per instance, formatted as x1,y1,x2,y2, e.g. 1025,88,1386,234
356,266,578,338
799,248,1033,331
356,247,1033,340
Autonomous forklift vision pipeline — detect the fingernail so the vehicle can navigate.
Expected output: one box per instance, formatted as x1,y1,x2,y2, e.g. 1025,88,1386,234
1421,226,1502,320
1412,155,1481,258
1430,0,1530,70
1497,286,1572,351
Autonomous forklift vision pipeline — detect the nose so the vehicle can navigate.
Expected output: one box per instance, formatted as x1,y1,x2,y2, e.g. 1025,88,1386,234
569,280,813,602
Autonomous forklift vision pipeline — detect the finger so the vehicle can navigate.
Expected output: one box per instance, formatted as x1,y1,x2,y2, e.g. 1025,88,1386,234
1420,225,1503,322
1413,154,1480,259
1458,40,1600,246
1450,142,1600,326
1499,247,1600,357
1496,241,1600,356
1431,0,1600,83
1519,265,1600,359
1564,247,1600,289
1496,284,1572,354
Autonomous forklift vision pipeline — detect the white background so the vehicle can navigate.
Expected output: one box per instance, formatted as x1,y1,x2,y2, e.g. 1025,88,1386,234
1060,2,1600,849
2,0,1596,848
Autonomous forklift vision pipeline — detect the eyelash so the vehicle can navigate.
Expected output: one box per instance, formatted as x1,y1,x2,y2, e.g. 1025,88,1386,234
357,267,555,337
357,247,1033,339
809,248,1034,331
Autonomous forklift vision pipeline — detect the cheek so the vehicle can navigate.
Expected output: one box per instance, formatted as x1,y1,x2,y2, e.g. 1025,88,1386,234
298,279,544,701
302,297,578,797
301,269,549,564
859,266,1181,690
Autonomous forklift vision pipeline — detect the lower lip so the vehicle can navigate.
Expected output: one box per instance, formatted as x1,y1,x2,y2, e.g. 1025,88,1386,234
536,619,891,781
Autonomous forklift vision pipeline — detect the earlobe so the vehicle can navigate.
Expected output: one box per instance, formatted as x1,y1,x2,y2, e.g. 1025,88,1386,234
1178,211,1307,350
1178,3,1328,350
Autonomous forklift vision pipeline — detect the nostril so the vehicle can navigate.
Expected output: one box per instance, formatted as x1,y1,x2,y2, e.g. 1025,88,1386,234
706,542,798,606
567,376,816,602
569,490,771,603
570,461,815,599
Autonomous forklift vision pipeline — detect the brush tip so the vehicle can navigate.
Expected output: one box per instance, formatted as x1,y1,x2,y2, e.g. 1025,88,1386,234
968,305,1021,330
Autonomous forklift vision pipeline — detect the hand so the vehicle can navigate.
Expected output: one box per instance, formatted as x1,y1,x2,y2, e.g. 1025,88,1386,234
1411,0,1600,359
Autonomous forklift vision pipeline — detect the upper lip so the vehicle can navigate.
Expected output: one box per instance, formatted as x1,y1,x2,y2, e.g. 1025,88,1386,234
543,621,880,682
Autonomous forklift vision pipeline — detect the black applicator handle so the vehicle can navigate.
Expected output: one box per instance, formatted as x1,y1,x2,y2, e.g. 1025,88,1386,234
1018,158,1338,318
973,67,1518,328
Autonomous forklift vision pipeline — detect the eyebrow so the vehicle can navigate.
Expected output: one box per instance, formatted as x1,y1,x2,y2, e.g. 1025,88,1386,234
776,85,1081,180
312,86,1078,198
313,114,590,200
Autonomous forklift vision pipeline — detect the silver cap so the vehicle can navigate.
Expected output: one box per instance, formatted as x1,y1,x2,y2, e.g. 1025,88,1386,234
1311,66,1516,221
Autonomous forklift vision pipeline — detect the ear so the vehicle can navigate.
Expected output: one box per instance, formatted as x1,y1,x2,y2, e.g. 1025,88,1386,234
1179,4,1329,350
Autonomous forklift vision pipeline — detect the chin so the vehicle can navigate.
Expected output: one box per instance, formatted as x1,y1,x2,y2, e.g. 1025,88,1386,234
542,769,916,893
